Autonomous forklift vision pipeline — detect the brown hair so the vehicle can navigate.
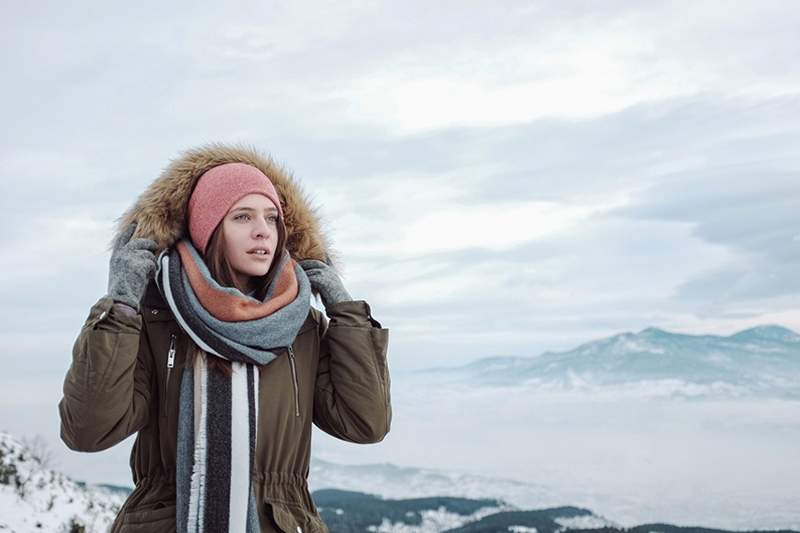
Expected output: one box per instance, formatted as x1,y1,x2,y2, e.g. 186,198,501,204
189,213,288,377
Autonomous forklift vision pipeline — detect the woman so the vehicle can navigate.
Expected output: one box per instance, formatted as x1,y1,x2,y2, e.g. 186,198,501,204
58,144,392,533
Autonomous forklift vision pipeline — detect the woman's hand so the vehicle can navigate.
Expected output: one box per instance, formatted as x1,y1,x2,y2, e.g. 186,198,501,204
107,222,159,311
298,258,352,310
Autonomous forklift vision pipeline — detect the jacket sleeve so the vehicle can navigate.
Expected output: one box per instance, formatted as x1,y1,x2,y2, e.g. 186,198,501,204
313,300,392,444
58,295,153,452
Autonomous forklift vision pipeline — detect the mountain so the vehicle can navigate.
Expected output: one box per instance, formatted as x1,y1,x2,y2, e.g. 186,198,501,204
0,431,124,532
414,325,800,398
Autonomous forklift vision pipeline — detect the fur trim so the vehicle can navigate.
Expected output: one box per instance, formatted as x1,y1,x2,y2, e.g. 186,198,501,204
110,143,341,271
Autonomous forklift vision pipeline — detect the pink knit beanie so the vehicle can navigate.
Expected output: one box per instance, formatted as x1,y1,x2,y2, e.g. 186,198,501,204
187,162,283,255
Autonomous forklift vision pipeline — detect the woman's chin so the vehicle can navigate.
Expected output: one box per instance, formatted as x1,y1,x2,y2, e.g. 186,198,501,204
242,254,273,268
233,263,271,279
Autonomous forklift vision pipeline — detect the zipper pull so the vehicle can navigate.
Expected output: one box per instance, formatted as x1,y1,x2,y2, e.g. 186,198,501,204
163,334,177,419
167,334,176,369
287,345,300,417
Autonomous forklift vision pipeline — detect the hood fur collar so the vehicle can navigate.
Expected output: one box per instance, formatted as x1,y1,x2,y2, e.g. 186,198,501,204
111,143,338,269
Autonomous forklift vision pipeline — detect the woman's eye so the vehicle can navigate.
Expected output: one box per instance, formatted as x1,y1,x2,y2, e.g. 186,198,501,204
233,213,275,223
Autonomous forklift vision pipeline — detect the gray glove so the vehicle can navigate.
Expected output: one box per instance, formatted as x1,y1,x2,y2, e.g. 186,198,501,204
107,222,159,311
298,258,352,309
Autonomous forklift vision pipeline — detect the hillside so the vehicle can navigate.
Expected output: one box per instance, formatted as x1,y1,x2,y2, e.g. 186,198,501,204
0,431,124,532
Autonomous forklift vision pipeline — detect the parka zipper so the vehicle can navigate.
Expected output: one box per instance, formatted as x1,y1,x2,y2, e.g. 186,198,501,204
164,333,176,417
287,345,300,417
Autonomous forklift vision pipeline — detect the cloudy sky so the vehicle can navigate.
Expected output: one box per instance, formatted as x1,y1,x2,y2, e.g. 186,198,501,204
0,0,798,486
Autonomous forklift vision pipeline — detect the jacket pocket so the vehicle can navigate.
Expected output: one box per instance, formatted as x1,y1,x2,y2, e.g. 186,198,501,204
120,502,176,532
265,499,327,533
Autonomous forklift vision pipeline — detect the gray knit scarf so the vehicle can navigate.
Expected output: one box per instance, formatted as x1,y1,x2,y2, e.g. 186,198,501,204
155,238,311,532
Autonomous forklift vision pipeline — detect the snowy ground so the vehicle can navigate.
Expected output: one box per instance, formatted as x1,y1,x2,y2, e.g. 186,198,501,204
0,432,124,533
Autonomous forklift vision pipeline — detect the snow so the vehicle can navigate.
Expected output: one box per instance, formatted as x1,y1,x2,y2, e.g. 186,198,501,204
554,514,617,530
0,432,123,533
365,504,509,533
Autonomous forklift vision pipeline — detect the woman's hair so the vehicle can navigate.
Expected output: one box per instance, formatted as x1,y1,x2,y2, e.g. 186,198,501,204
189,213,288,376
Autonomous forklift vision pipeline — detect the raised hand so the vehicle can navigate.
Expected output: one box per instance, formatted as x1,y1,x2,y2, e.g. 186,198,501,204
107,222,159,311
298,258,352,310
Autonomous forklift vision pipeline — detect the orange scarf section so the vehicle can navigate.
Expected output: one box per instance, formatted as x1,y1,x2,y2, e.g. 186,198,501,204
176,240,299,322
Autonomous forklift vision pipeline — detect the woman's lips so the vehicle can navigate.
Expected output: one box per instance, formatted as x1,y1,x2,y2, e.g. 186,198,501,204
248,251,271,260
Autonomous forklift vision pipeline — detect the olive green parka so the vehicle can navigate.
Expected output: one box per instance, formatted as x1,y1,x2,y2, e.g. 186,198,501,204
58,144,392,533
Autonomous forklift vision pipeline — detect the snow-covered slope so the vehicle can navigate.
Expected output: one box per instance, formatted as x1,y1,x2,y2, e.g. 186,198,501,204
415,325,800,398
0,431,124,533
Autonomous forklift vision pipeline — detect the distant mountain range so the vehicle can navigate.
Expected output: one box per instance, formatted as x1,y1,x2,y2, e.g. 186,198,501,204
1,431,797,532
414,325,800,398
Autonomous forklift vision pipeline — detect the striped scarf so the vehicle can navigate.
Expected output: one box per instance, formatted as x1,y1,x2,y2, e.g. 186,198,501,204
155,238,311,532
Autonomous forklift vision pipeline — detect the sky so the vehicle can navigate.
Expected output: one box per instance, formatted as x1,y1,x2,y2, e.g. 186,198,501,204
0,0,798,506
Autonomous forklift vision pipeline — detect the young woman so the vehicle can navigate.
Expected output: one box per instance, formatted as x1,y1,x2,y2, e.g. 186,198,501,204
58,144,392,533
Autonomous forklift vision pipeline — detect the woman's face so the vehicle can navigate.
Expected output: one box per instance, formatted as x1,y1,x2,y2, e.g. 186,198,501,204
221,193,279,291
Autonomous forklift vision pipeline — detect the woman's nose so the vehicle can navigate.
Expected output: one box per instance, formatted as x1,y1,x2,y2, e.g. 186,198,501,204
253,217,272,238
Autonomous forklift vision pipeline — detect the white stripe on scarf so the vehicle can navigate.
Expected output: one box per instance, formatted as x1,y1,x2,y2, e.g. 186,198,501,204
229,361,250,533
188,352,208,533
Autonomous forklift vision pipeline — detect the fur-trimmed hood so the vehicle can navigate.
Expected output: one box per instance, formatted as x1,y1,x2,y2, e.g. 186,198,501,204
111,143,339,270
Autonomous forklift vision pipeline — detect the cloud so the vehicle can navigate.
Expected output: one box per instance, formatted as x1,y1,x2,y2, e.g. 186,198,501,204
616,161,800,310
1,2,799,371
